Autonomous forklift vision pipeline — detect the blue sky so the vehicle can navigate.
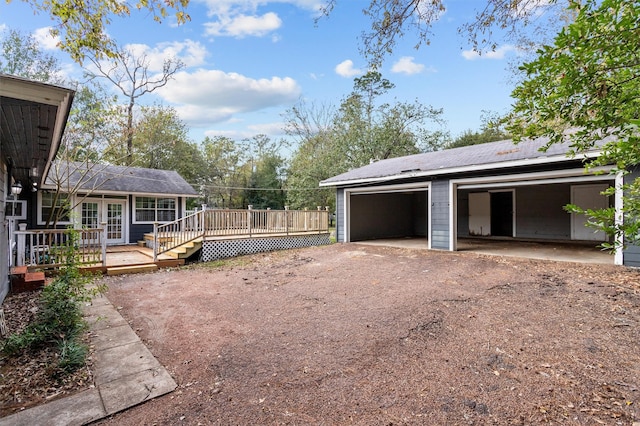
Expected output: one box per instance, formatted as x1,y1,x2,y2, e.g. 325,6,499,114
2,0,522,151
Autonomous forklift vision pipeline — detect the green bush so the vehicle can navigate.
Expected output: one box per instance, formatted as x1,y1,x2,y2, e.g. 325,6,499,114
2,228,104,374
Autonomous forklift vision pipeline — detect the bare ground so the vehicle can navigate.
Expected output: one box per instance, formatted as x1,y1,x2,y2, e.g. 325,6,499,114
90,243,640,425
3,242,640,425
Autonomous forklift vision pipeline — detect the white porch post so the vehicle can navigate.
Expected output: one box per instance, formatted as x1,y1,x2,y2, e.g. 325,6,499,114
16,223,27,267
247,205,253,237
101,222,107,267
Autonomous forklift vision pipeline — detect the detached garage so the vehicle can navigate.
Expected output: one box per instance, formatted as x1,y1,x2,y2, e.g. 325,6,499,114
321,137,634,266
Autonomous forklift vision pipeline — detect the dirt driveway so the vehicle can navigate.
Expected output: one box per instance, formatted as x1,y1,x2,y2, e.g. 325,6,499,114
97,243,640,425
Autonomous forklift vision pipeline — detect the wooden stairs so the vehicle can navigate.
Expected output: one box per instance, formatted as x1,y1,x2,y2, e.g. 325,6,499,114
10,266,46,294
142,235,203,260
165,237,203,259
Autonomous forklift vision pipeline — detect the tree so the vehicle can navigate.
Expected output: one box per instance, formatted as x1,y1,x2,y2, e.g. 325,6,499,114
243,135,287,210
0,28,63,83
333,71,444,167
200,136,248,209
507,0,640,249
319,0,572,67
9,0,190,63
447,111,510,149
86,46,185,165
285,72,444,210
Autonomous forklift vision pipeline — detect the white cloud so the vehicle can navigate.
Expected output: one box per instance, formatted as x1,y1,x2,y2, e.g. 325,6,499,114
33,27,60,50
461,45,516,61
156,69,301,126
124,40,207,71
197,0,323,17
335,59,362,78
203,122,286,140
391,56,431,75
204,12,282,38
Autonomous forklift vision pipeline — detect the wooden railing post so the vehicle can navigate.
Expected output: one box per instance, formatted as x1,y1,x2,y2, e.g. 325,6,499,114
153,222,159,262
247,205,253,237
284,206,289,235
325,206,330,232
101,222,108,267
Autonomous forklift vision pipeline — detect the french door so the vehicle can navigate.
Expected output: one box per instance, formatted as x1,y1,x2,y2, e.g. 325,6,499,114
81,199,126,245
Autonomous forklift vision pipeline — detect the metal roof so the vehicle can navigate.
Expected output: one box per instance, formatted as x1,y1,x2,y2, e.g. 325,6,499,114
320,137,605,187
43,162,199,197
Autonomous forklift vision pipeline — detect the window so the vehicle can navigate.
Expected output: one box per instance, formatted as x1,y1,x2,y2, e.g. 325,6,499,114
5,200,26,220
134,196,176,223
39,192,70,224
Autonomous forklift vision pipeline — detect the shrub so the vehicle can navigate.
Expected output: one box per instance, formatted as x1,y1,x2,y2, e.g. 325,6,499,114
2,228,104,374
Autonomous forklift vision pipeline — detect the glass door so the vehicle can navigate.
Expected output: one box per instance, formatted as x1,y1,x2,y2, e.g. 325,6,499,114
81,199,126,245
105,201,125,244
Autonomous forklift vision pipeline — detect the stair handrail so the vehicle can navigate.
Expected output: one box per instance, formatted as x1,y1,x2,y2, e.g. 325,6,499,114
153,210,206,261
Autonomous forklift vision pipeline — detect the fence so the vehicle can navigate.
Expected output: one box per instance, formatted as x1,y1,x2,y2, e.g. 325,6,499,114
153,206,330,260
14,224,107,269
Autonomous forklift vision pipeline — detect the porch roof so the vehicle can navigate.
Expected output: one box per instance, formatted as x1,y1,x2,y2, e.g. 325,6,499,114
0,74,75,187
320,137,608,187
42,162,199,197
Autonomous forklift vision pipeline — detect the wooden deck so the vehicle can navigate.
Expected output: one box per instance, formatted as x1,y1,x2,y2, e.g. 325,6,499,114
80,245,185,276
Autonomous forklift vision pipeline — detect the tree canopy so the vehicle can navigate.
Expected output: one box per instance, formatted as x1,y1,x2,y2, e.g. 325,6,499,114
9,0,190,63
507,0,640,248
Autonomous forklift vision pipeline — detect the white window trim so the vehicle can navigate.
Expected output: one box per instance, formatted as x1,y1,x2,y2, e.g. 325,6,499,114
37,191,72,226
132,195,178,224
6,199,27,220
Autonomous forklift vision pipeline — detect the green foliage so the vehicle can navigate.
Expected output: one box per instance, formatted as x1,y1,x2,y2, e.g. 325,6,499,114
447,127,509,149
508,0,640,250
12,0,190,63
2,229,104,375
285,71,444,210
0,28,63,83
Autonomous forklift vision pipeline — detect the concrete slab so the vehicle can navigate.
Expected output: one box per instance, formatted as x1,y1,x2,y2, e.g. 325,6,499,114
354,237,613,265
0,389,105,426
0,294,177,425
90,324,141,351
99,367,177,415
92,340,162,386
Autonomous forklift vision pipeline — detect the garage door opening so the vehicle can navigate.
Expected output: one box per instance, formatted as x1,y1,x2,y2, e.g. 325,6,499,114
348,189,428,243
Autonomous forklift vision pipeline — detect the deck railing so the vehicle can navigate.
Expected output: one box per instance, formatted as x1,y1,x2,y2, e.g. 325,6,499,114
153,206,330,260
14,224,107,269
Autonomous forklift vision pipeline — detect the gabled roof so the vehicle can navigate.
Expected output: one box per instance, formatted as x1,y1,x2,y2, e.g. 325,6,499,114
320,137,607,187
42,162,199,197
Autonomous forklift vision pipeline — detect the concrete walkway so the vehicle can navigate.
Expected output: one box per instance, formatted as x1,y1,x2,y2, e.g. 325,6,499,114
0,295,176,426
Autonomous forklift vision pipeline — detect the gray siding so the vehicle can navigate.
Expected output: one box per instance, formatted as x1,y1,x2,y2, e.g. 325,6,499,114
0,162,7,303
336,189,345,242
430,180,450,250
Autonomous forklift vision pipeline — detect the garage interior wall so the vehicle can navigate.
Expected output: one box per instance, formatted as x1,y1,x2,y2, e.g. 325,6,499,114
349,191,427,241
457,182,614,241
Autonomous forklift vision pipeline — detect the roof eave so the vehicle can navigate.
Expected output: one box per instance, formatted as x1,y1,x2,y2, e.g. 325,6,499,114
319,150,601,188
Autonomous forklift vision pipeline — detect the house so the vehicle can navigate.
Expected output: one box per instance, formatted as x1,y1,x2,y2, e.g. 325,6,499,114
36,161,199,245
1,74,75,302
320,137,640,267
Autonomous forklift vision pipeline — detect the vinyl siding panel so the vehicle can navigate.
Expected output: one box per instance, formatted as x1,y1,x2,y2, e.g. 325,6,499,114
336,189,345,242
430,180,450,249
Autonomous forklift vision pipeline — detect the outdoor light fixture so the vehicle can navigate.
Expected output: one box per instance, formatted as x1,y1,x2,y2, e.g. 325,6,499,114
11,182,22,196
29,166,39,178
31,182,38,192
